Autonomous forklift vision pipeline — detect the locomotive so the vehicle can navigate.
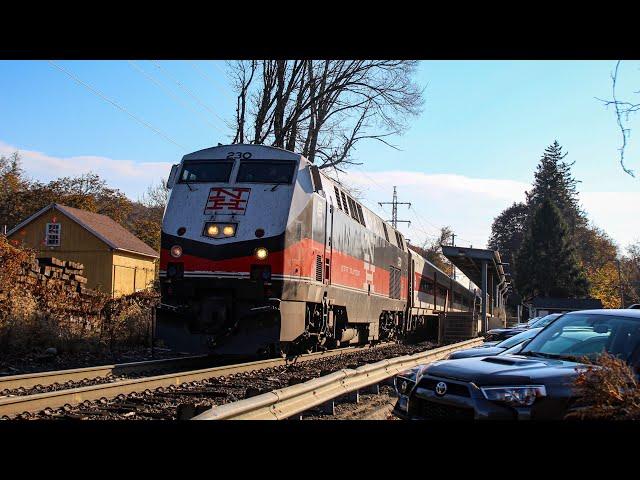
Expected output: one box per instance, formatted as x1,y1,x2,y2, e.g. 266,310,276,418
157,144,477,355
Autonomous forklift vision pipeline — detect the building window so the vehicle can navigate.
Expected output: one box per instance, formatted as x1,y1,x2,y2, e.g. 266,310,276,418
45,223,61,246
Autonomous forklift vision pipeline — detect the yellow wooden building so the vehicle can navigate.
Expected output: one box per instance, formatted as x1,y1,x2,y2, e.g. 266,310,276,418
7,203,159,297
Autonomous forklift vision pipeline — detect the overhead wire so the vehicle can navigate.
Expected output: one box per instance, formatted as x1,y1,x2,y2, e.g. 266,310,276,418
49,60,187,150
189,61,236,102
128,60,225,134
151,60,229,132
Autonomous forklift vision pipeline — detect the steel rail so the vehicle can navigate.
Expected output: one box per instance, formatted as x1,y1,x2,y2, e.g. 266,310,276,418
0,355,211,391
0,343,394,418
192,338,483,420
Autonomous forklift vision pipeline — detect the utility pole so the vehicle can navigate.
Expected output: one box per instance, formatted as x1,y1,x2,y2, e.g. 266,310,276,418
379,186,411,229
616,258,625,308
451,233,456,280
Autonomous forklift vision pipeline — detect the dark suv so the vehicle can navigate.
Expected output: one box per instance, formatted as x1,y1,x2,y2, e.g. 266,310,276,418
484,313,561,342
393,309,640,420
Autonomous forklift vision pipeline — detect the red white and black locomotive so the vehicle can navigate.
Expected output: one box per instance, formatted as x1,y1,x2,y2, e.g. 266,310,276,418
158,144,477,355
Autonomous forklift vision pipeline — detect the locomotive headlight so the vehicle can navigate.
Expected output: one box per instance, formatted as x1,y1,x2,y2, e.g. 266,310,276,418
170,245,183,258
255,247,268,260
204,222,236,238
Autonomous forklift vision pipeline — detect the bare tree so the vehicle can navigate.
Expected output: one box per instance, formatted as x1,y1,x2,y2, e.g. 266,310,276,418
410,226,454,276
598,60,638,177
226,60,424,171
140,179,170,210
229,60,257,144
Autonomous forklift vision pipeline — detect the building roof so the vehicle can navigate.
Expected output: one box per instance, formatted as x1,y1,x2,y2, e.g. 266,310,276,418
530,297,603,310
441,245,510,293
7,203,159,259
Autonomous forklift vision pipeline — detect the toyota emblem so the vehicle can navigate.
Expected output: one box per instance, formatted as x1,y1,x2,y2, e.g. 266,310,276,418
435,382,447,396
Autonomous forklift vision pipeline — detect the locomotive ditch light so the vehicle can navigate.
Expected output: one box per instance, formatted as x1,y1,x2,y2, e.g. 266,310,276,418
170,245,183,258
255,247,268,260
223,225,235,236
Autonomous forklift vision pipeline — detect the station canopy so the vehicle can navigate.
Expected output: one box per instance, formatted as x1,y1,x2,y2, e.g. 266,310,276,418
441,245,510,292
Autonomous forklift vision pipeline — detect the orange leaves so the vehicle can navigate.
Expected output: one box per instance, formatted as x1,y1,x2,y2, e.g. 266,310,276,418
566,352,640,420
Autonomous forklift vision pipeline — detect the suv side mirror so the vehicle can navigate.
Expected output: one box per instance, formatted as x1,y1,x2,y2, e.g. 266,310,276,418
166,164,180,189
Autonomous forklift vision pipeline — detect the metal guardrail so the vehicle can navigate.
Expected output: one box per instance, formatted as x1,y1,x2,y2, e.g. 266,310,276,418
192,337,483,420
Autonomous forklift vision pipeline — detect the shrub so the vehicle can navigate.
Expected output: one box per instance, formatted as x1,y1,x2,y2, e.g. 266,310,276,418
565,352,640,420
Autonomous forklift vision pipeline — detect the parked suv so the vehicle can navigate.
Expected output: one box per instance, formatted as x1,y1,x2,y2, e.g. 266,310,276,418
485,313,561,342
392,309,640,420
447,328,542,359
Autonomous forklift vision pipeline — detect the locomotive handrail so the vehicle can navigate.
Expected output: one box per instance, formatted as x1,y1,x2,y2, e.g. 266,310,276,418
192,337,483,420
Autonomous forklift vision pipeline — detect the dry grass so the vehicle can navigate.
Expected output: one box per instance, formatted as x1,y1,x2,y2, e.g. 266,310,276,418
0,235,159,355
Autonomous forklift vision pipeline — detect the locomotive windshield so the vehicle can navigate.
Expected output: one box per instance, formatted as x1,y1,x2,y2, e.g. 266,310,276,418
236,160,296,184
179,160,233,183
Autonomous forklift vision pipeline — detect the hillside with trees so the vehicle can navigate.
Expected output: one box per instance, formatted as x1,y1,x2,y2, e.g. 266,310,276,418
0,152,167,253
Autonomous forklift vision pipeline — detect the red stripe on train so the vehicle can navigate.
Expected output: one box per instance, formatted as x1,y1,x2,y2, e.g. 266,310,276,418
161,237,406,299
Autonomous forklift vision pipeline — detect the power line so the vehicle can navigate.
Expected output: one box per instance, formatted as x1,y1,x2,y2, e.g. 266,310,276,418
350,164,476,246
152,61,229,131
351,165,439,241
379,186,411,229
408,205,443,238
128,60,225,135
190,61,236,102
49,60,187,150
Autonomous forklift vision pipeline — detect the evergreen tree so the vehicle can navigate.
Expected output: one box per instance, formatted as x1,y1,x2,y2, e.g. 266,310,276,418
487,201,528,272
526,140,586,233
515,198,589,300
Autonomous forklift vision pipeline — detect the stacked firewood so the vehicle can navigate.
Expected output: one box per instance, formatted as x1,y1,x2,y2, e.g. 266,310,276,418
33,257,91,295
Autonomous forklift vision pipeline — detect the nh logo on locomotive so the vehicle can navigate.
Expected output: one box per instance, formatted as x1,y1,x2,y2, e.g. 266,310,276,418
205,187,251,215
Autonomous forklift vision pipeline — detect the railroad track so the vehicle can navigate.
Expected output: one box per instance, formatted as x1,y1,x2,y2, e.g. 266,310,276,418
0,342,401,419
0,355,211,392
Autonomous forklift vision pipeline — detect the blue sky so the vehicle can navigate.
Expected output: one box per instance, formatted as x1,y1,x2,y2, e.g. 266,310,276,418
1,60,639,250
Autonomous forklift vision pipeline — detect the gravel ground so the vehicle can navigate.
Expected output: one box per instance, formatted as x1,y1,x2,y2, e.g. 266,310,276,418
302,384,401,420
15,340,435,420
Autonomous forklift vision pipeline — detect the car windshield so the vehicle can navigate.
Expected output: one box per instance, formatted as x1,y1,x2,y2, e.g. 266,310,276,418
530,314,561,329
236,161,296,184
497,328,541,349
520,313,640,363
179,160,233,183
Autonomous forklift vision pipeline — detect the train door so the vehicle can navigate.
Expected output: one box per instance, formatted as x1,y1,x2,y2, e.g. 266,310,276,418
324,200,333,285
406,256,415,332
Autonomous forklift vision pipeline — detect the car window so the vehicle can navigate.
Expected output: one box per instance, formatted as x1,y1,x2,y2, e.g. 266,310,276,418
500,343,526,355
530,314,560,329
522,313,640,361
498,328,540,349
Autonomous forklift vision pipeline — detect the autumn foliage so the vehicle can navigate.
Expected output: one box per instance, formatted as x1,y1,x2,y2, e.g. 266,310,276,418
565,352,640,420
